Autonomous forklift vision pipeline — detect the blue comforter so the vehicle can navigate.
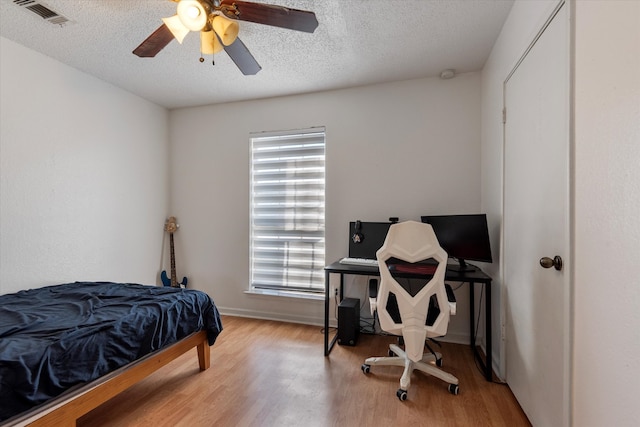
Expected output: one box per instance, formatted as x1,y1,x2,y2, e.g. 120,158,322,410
0,281,223,421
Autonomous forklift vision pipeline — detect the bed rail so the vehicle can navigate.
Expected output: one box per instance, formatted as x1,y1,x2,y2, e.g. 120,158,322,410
3,330,209,427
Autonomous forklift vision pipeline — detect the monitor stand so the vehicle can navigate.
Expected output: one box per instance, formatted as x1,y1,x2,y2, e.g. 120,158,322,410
447,258,477,273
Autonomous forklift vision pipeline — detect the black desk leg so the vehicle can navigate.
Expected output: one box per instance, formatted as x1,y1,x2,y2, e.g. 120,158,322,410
324,271,341,356
324,270,330,355
469,282,475,348
485,281,492,381
470,280,493,382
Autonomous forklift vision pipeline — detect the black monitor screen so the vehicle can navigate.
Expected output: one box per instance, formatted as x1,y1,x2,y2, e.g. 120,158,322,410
420,214,493,272
348,221,393,259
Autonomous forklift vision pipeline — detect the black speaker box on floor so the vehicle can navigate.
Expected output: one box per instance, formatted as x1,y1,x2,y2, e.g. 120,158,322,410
337,298,360,346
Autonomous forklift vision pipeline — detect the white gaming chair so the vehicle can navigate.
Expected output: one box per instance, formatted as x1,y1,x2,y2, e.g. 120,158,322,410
361,220,459,400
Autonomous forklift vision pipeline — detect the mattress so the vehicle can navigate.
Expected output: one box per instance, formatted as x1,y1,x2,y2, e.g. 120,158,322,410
0,281,222,421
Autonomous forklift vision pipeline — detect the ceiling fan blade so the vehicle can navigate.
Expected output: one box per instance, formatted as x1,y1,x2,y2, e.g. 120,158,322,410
224,37,262,75
220,0,318,33
133,24,175,57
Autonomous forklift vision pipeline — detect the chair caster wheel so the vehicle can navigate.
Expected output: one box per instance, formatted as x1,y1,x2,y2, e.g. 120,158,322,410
361,364,370,374
448,384,460,395
436,358,443,367
388,349,395,357
396,389,408,401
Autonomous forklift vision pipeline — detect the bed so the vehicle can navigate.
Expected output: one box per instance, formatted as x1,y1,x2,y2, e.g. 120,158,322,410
0,281,223,426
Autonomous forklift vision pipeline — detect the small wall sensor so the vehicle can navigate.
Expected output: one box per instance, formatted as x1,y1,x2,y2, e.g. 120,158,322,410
440,69,456,79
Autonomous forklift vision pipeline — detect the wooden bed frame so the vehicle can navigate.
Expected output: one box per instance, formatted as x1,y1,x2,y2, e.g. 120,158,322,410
5,330,209,427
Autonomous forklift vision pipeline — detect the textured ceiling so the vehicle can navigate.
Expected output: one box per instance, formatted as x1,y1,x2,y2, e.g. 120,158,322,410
0,0,514,109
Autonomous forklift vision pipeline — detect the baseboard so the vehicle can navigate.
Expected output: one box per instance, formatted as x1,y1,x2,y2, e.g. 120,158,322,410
217,306,325,327
439,332,469,346
217,307,476,346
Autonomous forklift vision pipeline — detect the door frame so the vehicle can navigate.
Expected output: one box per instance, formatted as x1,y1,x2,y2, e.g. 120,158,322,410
500,0,573,424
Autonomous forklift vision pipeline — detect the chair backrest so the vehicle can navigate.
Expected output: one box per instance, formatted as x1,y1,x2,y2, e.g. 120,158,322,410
376,220,450,362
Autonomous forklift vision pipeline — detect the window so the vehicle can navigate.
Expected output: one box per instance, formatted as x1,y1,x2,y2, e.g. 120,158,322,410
250,127,326,294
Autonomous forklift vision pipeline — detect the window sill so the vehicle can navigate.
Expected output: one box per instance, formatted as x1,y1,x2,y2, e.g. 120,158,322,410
244,288,325,301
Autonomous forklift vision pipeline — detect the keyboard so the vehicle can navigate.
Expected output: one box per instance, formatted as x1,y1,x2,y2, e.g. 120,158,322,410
339,257,379,266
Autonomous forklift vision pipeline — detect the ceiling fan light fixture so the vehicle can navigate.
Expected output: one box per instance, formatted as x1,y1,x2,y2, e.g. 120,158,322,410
162,15,190,43
200,30,224,54
211,15,239,46
177,0,208,32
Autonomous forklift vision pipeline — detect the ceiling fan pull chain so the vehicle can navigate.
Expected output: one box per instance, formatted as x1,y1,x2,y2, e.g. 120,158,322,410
198,54,215,66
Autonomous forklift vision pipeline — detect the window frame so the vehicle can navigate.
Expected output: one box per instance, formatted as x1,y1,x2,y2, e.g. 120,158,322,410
249,127,326,295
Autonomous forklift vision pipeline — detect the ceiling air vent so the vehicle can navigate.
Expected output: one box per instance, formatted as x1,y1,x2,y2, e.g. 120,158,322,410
13,0,70,26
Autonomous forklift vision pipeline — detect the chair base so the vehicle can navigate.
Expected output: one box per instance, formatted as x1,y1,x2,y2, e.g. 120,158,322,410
362,343,459,398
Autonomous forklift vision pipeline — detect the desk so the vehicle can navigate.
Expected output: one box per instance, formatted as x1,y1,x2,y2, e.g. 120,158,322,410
324,260,494,382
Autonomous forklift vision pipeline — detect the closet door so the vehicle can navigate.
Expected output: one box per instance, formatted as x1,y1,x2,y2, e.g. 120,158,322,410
503,3,571,426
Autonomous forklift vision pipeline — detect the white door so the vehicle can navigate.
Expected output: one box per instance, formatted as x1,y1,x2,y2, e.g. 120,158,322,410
503,3,571,426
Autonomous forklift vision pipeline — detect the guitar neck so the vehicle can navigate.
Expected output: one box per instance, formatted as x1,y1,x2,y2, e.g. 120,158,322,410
169,232,178,287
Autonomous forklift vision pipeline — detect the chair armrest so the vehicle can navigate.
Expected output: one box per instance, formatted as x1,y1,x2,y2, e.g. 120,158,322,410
445,284,457,316
368,279,378,316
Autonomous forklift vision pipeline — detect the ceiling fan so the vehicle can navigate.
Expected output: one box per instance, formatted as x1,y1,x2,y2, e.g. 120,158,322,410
133,0,318,75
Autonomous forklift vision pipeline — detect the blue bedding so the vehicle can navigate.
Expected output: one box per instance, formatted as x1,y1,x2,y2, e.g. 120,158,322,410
0,281,223,421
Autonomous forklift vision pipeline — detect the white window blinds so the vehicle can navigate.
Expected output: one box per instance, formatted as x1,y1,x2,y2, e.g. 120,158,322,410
250,127,326,293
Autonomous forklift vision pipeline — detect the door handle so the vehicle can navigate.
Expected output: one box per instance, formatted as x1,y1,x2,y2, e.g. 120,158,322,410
540,255,563,271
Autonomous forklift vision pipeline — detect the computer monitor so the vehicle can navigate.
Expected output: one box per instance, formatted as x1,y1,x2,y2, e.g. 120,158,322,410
420,214,493,272
348,221,393,259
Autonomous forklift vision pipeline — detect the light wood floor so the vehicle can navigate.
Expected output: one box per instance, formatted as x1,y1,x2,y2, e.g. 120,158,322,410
78,316,530,427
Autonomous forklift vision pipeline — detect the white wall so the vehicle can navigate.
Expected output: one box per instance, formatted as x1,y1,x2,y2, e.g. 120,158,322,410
0,37,170,294
169,73,483,339
573,1,640,425
481,0,561,379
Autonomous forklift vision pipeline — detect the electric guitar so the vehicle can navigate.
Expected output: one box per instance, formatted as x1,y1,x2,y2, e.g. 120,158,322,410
161,216,188,288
